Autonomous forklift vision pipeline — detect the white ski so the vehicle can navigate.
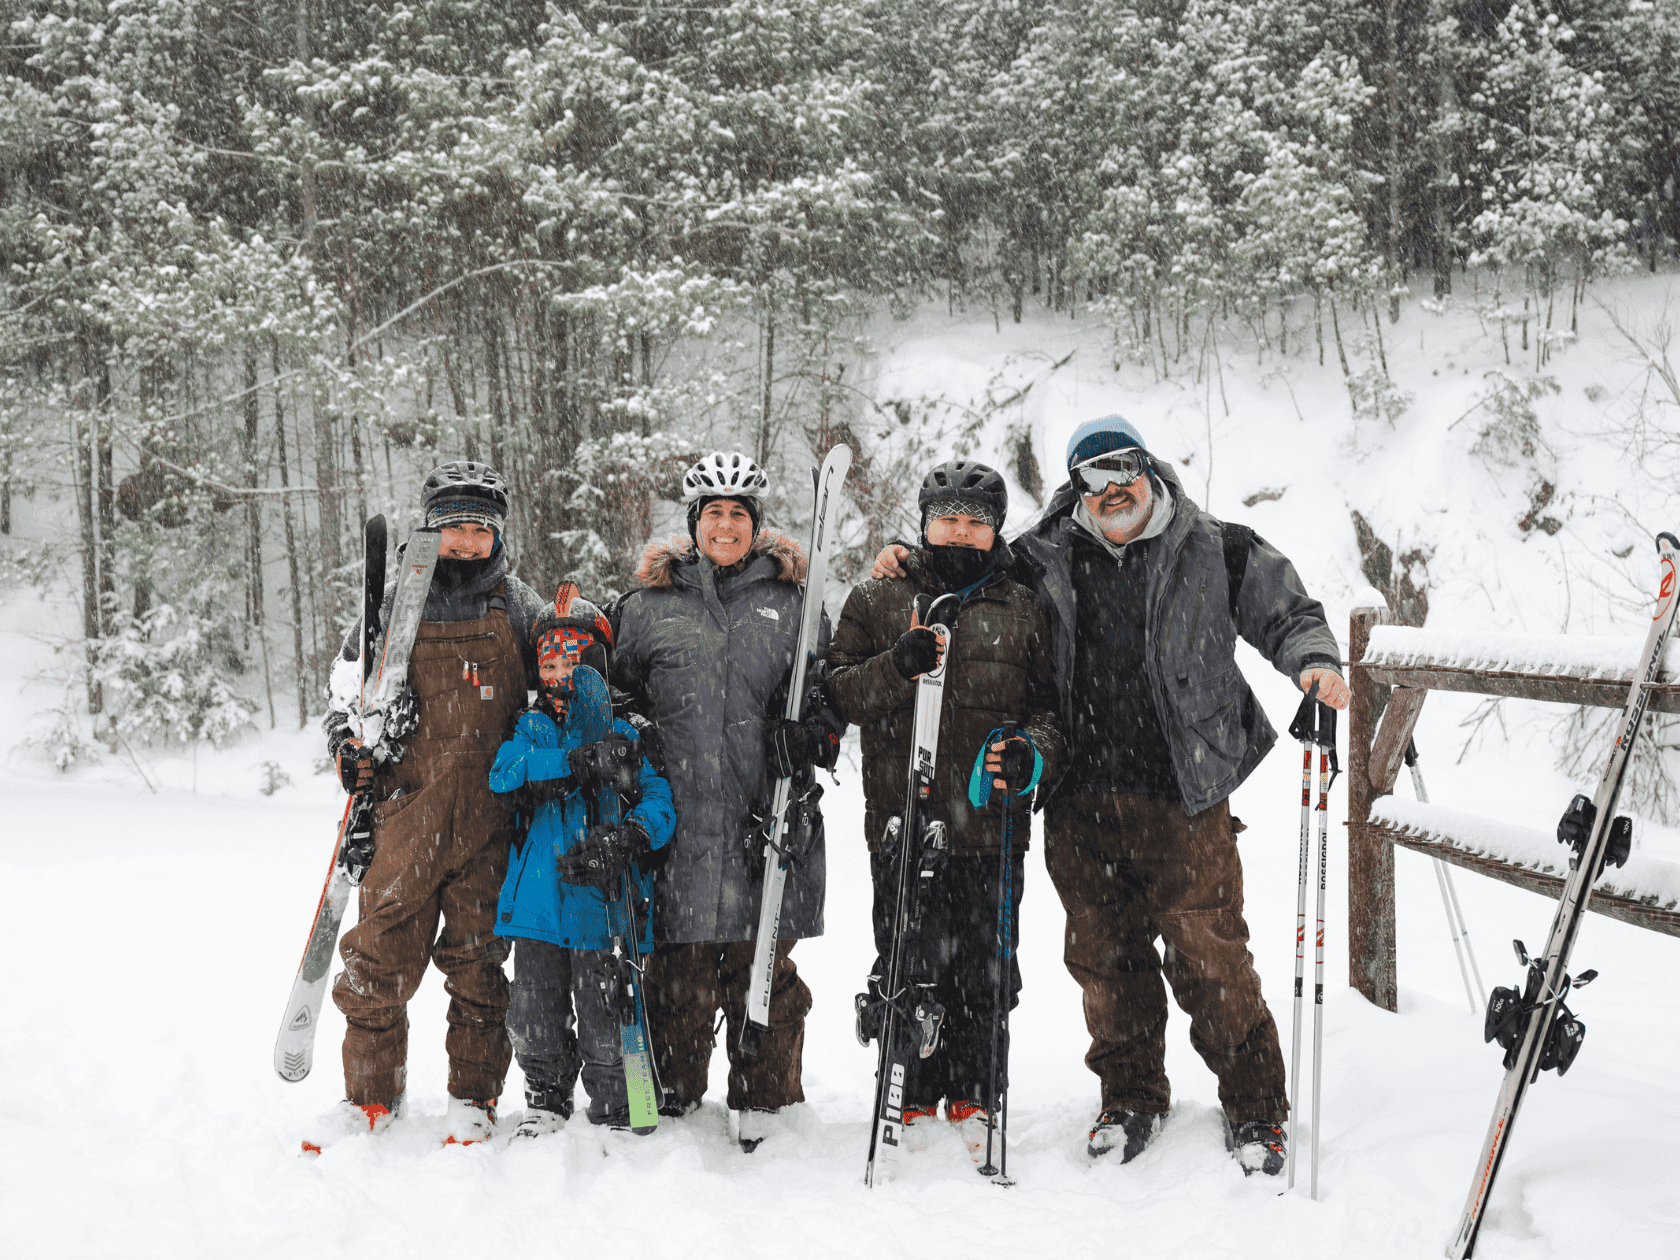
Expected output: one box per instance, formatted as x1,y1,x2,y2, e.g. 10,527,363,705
740,444,853,1053
273,528,441,1083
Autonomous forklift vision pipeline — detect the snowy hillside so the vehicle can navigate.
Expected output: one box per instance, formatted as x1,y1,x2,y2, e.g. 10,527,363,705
5,279,1680,1258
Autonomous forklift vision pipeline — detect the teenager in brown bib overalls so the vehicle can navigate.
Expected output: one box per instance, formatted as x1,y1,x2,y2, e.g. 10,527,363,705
312,462,549,1150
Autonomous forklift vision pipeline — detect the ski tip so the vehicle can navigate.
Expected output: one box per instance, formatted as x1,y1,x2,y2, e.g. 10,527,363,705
1658,531,1679,553
630,1123,658,1137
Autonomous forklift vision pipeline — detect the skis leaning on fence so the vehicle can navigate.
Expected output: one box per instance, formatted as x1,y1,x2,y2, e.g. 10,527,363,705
272,523,441,1083
1447,531,1680,1259
862,591,962,1188
739,443,853,1056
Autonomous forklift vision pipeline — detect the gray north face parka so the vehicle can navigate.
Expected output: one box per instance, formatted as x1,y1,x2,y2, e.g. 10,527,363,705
611,528,839,945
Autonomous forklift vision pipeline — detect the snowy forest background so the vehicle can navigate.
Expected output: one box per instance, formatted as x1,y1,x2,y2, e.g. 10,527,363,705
3,0,1680,781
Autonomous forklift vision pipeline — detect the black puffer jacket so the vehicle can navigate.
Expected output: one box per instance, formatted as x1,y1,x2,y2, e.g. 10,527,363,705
827,540,1063,857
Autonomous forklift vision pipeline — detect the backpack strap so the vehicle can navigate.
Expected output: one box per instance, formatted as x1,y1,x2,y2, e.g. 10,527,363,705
1222,522,1255,622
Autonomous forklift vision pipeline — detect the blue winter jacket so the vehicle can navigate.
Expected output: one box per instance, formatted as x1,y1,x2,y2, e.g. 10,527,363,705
490,710,675,953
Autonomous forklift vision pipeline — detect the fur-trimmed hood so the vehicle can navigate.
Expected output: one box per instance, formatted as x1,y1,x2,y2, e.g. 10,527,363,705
634,526,807,590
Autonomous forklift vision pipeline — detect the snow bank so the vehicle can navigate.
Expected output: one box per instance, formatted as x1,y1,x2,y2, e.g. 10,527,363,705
1364,625,1680,681
1371,796,1680,911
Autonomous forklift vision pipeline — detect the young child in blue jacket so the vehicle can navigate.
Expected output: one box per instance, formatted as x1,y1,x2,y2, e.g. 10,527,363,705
491,585,675,1137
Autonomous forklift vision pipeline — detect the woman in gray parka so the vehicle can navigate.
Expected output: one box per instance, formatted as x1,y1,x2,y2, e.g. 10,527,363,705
610,452,843,1153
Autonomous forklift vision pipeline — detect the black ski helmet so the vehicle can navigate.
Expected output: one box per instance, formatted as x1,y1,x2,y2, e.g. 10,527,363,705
420,461,511,516
917,460,1008,531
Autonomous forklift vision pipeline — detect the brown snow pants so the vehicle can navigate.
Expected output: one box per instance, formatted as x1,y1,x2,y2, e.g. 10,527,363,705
333,600,523,1106
1044,788,1288,1123
642,940,811,1111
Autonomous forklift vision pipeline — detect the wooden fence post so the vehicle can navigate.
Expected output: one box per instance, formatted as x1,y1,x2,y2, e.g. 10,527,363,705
1349,602,1397,1012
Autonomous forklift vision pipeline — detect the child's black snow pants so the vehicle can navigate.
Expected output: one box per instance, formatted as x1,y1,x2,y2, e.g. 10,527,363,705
867,849,1024,1113
507,938,634,1126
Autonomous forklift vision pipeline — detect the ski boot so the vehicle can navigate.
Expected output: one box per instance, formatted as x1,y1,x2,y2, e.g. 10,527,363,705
1225,1117,1286,1176
442,1096,499,1146
300,1094,402,1156
1087,1107,1163,1163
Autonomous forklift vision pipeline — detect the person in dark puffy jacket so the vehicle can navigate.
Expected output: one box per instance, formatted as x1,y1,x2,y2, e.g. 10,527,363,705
490,585,675,1138
610,451,844,1153
829,460,1062,1159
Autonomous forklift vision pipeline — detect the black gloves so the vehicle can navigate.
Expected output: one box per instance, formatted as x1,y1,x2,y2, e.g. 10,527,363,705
891,627,942,681
336,740,374,792
568,732,642,802
557,821,652,888
993,737,1037,795
765,716,840,778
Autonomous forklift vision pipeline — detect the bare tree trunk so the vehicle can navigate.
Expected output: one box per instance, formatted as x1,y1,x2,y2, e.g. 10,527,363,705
759,305,775,467
0,403,11,534
274,344,309,729
244,350,274,727
70,408,102,714
1385,0,1403,321
1329,295,1352,378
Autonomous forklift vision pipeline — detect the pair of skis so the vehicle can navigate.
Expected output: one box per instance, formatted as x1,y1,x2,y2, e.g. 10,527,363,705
740,444,854,1054
570,664,661,1135
1448,531,1680,1257
860,591,962,1188
273,518,440,1083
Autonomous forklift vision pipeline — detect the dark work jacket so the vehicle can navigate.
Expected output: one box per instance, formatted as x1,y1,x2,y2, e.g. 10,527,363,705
1014,460,1340,815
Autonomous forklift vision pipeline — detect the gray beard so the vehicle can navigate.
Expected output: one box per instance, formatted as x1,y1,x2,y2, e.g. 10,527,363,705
1090,495,1149,536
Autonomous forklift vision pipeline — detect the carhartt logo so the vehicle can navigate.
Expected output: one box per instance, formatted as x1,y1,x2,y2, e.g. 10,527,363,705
758,608,779,621
290,1006,311,1030
480,686,495,700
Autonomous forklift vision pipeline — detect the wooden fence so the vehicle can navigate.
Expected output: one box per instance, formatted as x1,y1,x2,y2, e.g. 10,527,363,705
1347,602,1680,1012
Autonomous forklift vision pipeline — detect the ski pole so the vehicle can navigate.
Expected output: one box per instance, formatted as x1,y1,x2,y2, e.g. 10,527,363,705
1310,698,1336,1202
1405,739,1485,1011
978,727,1016,1184
1285,691,1316,1191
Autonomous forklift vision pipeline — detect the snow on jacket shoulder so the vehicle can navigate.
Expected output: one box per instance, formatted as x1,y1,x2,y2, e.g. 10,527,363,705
1015,459,1340,815
490,708,675,953
610,527,838,945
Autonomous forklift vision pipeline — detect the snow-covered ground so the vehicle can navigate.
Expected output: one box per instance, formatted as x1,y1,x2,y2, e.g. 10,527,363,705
6,280,1680,1258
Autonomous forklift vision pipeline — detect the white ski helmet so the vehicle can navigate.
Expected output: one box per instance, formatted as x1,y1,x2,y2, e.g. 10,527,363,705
681,451,770,505
682,451,769,543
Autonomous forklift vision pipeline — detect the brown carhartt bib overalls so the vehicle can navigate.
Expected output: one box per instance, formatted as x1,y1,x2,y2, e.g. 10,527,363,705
334,587,526,1105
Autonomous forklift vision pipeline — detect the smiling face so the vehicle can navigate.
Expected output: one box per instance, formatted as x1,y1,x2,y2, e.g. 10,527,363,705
439,522,496,560
924,513,996,551
696,499,755,567
1080,471,1154,544
537,653,578,690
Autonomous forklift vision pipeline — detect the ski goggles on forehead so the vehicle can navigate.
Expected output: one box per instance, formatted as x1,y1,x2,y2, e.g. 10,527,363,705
1074,450,1149,493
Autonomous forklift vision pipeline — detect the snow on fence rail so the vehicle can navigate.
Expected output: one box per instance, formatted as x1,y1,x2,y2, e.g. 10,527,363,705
1370,797,1680,939
1361,625,1680,713
1347,605,1680,1013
